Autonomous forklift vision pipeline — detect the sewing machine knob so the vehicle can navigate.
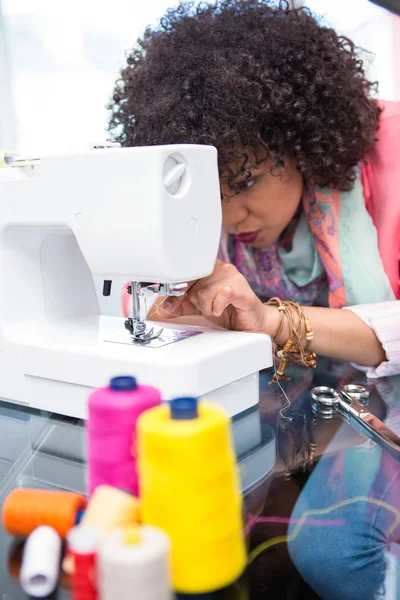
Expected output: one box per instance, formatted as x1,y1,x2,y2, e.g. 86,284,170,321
163,156,187,195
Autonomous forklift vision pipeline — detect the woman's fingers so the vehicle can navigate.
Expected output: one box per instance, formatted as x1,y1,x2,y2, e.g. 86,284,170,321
174,300,203,318
161,294,188,316
160,277,202,315
190,274,255,317
211,286,234,317
155,260,254,321
155,296,202,319
187,281,218,316
212,281,256,316
159,282,226,320
161,260,234,316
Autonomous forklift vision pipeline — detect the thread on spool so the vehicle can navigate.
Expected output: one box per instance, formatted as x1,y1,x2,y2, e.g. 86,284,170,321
138,400,246,594
2,489,87,539
67,525,101,600
124,526,141,545
20,526,62,598
98,526,172,600
62,486,139,576
87,376,161,496
82,485,140,532
8,539,71,588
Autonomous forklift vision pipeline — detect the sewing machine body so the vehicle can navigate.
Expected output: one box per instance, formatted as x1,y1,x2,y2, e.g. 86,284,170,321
0,145,272,418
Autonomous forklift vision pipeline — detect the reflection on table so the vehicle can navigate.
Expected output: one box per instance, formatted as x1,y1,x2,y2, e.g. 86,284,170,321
0,358,398,599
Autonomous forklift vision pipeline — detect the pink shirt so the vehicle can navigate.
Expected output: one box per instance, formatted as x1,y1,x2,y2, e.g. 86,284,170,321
347,101,400,378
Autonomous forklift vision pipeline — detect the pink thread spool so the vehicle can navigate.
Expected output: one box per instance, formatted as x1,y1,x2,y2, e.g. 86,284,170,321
87,376,161,496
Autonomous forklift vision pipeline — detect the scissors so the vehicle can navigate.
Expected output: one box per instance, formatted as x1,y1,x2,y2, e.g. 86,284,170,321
311,385,400,461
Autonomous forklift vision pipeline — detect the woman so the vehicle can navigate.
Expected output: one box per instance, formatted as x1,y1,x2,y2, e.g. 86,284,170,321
109,4,400,597
109,0,400,377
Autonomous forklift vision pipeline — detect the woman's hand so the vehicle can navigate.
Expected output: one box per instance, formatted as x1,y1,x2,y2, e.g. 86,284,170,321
154,259,269,333
145,260,388,368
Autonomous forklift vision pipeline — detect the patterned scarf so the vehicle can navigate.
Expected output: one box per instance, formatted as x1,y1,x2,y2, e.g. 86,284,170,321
219,176,395,308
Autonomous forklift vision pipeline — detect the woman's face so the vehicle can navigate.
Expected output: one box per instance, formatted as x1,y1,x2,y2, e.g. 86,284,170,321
220,156,304,248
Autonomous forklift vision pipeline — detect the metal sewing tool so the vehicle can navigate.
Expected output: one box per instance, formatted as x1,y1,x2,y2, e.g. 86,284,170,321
124,282,189,344
311,385,400,461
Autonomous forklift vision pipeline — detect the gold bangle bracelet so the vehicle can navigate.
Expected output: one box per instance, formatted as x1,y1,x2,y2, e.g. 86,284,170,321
266,298,317,383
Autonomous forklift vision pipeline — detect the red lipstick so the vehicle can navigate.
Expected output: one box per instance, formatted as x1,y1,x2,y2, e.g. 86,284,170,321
232,231,259,244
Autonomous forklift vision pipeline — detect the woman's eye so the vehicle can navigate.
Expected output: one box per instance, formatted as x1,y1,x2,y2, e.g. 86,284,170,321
245,177,255,189
237,176,255,191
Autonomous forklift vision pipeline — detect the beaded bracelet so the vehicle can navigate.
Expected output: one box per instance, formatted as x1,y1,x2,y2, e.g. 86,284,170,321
266,298,317,383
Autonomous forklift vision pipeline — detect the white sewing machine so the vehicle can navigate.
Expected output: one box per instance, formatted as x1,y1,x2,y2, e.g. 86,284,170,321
0,145,272,418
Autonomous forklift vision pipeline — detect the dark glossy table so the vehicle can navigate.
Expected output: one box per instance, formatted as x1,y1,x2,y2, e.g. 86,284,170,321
0,358,398,600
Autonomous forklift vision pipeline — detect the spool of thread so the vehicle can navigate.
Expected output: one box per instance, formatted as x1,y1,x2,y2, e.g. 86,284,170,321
20,526,62,598
62,485,140,575
139,397,246,594
2,489,87,539
82,485,139,532
98,526,172,600
8,540,71,588
87,375,161,496
67,525,101,600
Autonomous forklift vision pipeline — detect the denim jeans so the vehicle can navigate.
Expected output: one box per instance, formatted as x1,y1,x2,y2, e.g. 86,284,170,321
288,435,400,600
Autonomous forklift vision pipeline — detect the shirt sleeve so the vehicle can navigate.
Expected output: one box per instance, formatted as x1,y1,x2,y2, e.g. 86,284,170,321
344,301,400,378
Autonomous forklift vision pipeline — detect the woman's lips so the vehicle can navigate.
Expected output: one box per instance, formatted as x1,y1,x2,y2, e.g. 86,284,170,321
232,231,259,244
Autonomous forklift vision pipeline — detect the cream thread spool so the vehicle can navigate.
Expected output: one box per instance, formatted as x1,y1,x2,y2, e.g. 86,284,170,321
81,485,139,532
20,526,62,598
98,526,172,600
62,485,139,575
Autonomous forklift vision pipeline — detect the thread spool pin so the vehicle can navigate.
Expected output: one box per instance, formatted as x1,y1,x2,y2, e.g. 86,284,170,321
170,397,198,420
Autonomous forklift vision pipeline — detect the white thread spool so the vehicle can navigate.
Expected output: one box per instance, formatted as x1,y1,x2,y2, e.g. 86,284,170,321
20,526,62,598
67,524,101,555
98,525,172,600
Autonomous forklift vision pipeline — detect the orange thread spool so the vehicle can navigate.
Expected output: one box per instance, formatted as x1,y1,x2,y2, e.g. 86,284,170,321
2,489,87,539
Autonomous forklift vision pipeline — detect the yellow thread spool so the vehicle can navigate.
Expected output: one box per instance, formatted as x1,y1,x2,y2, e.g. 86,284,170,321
138,398,246,594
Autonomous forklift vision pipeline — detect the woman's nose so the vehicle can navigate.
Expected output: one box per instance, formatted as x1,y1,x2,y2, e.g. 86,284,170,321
222,202,249,228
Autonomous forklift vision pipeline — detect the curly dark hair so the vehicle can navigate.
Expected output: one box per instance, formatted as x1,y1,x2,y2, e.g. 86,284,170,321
108,0,382,191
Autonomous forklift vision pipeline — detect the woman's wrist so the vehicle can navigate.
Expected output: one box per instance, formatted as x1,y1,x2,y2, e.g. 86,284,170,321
260,305,282,340
260,301,387,368
260,303,302,347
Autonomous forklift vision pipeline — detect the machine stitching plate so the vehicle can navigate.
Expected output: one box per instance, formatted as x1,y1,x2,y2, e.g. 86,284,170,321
104,325,203,348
